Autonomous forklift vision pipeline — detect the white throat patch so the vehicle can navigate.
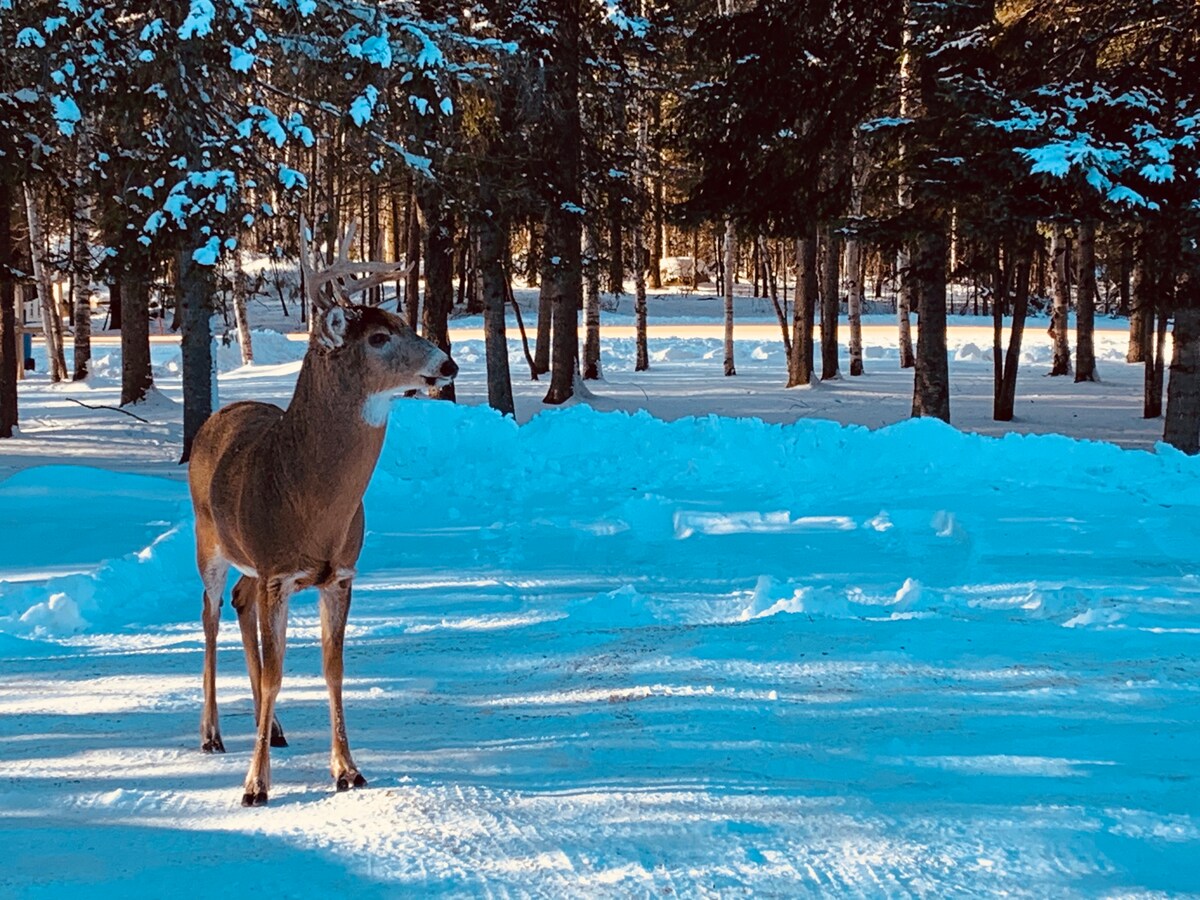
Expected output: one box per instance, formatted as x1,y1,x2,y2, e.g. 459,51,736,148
361,391,393,427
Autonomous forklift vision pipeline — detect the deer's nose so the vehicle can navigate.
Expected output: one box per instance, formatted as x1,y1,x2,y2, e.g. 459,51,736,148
440,358,459,379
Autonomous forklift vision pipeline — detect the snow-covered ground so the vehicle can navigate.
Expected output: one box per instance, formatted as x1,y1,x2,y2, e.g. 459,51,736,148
2,297,1198,896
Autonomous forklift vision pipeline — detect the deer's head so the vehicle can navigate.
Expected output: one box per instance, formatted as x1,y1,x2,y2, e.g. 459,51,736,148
301,216,458,426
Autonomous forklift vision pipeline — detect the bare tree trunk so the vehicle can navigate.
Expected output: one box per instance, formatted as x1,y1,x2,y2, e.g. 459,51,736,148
120,275,153,406
368,180,382,306
534,251,553,375
845,143,865,376
760,235,791,357
994,238,1034,421
1144,306,1165,419
0,180,17,437
420,184,456,402
911,227,950,421
1049,224,1071,375
895,1,915,370
788,229,817,387
820,225,840,380
632,91,650,373
582,199,602,380
405,191,421,329
478,208,515,415
179,246,215,462
722,218,736,376
71,162,93,381
232,250,253,365
1074,219,1098,382
1163,300,1200,454
23,184,66,382
1128,233,1151,363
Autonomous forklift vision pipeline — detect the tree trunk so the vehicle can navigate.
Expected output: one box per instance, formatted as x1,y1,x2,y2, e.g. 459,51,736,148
760,236,791,357
1163,301,1200,454
71,173,92,381
1049,224,1071,375
788,229,817,387
1128,235,1150,363
232,250,253,365
405,191,421,329
368,180,382,306
109,279,123,331
419,183,456,402
1074,219,1098,382
846,237,864,376
534,248,553,375
582,198,602,380
0,180,17,438
23,184,67,382
478,208,515,415
179,247,215,462
911,227,950,421
120,274,153,406
895,1,915,370
820,225,840,380
540,0,582,406
722,219,736,377
994,238,1034,421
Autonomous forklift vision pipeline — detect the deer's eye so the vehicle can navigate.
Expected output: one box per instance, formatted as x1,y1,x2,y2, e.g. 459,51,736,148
368,332,390,348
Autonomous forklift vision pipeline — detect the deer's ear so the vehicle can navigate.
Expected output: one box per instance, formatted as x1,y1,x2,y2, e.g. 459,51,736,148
315,305,348,353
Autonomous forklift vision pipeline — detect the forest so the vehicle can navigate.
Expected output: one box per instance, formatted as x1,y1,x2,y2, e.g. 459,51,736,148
1,0,1198,455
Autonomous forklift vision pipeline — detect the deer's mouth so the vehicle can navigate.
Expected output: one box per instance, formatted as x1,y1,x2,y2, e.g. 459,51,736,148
424,375,453,387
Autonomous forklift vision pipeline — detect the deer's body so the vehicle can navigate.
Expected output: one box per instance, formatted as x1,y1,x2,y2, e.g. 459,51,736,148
190,233,455,806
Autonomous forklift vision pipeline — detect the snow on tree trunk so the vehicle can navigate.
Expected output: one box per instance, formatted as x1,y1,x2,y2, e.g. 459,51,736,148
1163,302,1200,454
820,225,840,381
789,230,817,387
1049,224,1071,376
1074,220,1098,382
478,208,515,415
232,251,253,366
179,247,214,463
120,275,153,407
722,218,736,377
23,184,66,382
911,227,950,421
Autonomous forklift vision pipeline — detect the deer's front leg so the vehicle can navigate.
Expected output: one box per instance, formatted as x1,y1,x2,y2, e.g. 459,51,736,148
320,578,365,792
242,576,291,807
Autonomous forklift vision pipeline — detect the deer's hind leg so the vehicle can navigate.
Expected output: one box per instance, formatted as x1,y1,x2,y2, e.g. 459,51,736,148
197,525,230,753
232,575,287,748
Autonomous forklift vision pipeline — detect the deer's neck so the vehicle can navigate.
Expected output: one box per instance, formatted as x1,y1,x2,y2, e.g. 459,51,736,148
274,353,387,508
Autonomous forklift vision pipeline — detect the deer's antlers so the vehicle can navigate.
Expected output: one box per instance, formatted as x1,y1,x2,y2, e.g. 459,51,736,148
300,215,411,311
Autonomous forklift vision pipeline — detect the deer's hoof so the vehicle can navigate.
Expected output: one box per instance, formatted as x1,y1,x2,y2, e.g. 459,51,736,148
201,734,225,754
241,790,268,807
270,729,288,749
335,772,367,793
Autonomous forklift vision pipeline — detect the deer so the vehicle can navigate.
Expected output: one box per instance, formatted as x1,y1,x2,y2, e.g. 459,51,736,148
188,217,457,806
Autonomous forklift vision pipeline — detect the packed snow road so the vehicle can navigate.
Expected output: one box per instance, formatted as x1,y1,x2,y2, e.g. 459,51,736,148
1,404,1198,896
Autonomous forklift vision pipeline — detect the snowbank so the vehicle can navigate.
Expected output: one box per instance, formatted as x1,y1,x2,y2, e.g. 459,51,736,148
3,402,1197,641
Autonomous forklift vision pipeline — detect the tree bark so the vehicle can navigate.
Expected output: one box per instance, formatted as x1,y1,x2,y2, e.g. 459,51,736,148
911,227,950,421
179,247,215,462
1049,224,1071,375
71,171,92,381
478,209,515,415
722,218,736,376
419,182,456,402
895,0,915,370
120,275,153,406
788,229,817,387
0,180,17,438
1074,219,1098,382
1128,235,1151,363
994,238,1034,422
23,184,67,382
405,191,421,329
232,250,253,365
541,0,582,406
582,197,602,380
109,279,123,331
534,258,553,375
820,225,840,380
1163,301,1200,454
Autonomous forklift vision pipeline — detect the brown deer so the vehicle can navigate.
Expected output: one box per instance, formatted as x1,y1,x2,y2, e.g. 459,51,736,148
188,218,457,806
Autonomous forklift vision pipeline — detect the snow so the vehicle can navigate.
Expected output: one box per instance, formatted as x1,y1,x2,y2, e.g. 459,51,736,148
1,294,1199,894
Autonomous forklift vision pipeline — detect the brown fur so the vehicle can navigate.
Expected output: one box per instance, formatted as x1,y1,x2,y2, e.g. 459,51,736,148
188,304,455,805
